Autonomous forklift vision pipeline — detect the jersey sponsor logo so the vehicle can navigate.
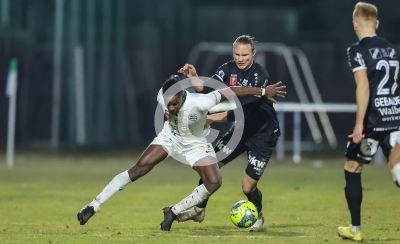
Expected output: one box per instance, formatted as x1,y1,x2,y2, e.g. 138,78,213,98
248,155,267,175
373,126,400,132
229,74,238,86
387,48,398,59
378,107,400,116
242,79,249,86
382,115,400,122
215,140,233,154
375,96,400,108
248,155,266,168
375,96,400,117
369,48,382,60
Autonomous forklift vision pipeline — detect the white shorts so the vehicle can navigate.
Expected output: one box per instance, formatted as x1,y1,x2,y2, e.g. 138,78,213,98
151,124,217,167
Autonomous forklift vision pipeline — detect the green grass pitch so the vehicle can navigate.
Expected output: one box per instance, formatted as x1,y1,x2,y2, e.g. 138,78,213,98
0,150,399,244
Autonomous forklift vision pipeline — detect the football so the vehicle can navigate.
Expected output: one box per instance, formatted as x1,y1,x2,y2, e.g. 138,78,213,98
230,200,258,228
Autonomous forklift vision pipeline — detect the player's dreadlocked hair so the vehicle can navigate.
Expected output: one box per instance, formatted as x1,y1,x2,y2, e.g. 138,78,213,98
162,75,183,97
233,35,257,52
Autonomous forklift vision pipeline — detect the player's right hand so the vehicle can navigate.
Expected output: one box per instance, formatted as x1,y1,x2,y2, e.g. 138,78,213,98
178,64,198,78
265,81,286,103
348,123,365,144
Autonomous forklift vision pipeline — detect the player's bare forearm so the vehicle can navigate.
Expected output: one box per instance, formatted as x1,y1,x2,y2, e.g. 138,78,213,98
218,87,262,102
354,70,370,125
355,85,369,125
191,77,204,92
178,64,204,92
208,112,228,123
218,82,286,103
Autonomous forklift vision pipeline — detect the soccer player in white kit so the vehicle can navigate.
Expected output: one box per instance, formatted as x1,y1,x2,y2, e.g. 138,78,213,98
77,75,285,231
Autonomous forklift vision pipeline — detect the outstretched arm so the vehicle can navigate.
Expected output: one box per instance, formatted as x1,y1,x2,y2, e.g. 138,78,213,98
218,81,286,103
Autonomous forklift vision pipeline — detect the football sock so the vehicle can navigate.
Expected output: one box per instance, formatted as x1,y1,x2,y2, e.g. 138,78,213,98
89,170,131,212
196,178,209,208
352,225,361,232
171,184,211,215
245,188,263,213
391,163,400,186
344,170,362,226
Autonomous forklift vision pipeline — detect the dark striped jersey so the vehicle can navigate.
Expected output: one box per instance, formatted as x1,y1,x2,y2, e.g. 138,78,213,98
198,60,280,140
347,35,400,130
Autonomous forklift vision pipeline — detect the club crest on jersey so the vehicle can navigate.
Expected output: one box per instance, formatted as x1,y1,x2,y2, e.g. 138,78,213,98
188,113,199,121
229,74,238,86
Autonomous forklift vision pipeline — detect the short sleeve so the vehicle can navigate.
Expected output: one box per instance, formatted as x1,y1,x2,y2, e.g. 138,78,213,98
197,91,222,111
347,45,367,73
211,64,228,82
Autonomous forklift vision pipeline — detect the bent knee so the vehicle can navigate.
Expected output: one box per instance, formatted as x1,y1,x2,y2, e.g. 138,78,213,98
344,160,364,173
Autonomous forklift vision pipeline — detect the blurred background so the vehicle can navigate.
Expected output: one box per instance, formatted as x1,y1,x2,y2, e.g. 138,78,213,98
0,0,399,154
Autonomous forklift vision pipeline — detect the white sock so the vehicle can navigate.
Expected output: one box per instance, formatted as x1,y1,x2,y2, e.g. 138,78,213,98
171,184,211,215
392,163,400,184
89,170,131,212
351,225,361,233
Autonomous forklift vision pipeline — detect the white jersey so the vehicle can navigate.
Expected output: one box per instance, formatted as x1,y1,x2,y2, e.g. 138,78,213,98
157,89,221,139
152,89,222,166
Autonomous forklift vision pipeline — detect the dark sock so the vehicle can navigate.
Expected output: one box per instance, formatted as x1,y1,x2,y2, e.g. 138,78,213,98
196,178,209,208
344,170,362,226
245,188,263,213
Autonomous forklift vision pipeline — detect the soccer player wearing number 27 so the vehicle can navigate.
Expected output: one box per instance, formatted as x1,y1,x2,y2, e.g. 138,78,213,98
337,2,400,242
77,75,286,231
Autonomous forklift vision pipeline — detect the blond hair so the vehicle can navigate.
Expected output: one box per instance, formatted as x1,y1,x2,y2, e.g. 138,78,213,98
353,2,378,22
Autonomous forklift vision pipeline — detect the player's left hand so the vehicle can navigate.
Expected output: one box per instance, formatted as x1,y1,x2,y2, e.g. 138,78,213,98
265,81,286,103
